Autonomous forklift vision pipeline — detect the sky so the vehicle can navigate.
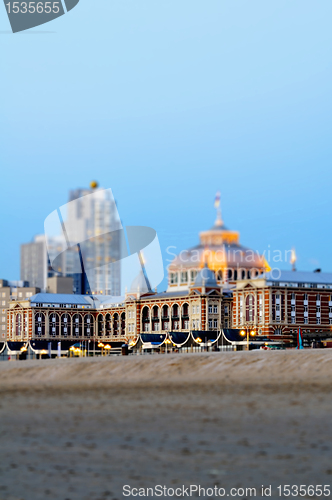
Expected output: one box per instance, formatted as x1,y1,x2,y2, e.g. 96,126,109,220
1,0,332,291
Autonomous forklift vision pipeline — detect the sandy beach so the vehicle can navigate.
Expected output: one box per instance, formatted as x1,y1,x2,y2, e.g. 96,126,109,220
0,350,331,500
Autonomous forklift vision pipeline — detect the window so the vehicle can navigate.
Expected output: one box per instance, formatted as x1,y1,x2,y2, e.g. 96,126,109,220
170,273,178,285
316,317,321,325
213,305,218,314
213,319,218,328
2,293,5,297
224,305,229,315
2,325,5,330
154,322,159,331
208,320,212,328
330,318,332,325
304,293,308,301
208,305,212,314
192,305,196,314
1,317,5,322
1,301,5,306
304,318,308,324
184,320,189,329
291,317,296,324
190,270,197,282
181,272,188,284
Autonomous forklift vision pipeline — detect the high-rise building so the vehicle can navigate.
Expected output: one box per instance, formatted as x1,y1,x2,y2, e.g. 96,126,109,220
61,185,122,295
21,235,66,290
20,183,122,296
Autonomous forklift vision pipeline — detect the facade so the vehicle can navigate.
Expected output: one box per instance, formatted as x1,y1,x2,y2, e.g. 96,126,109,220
168,211,269,292
232,271,332,341
7,267,233,346
0,279,40,340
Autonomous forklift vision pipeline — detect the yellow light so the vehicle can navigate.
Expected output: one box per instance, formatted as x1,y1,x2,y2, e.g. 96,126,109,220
69,346,75,351
250,331,256,337
98,342,104,347
196,337,202,343
40,349,48,354
165,339,171,344
240,330,245,336
20,346,27,352
104,345,111,350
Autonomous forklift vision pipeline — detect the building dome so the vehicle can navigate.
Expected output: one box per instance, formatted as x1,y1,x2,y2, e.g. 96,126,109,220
167,204,270,291
194,264,218,288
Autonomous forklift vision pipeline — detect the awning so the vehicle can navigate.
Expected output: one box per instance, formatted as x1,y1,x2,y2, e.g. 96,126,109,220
7,341,28,354
191,330,221,345
140,333,167,348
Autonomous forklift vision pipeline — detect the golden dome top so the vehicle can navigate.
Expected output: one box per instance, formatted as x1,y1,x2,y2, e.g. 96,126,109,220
90,180,99,189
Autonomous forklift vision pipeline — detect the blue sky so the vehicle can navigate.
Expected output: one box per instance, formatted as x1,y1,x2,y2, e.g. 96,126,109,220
1,0,332,290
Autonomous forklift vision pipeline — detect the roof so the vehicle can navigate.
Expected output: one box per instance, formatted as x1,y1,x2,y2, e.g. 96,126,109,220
194,265,218,287
259,271,332,285
140,290,190,300
30,293,94,306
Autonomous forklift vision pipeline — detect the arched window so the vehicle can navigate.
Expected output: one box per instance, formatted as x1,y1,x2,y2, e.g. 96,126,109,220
105,313,112,337
84,314,94,337
113,313,119,336
245,295,254,322
247,270,251,279
35,312,45,337
234,270,238,281
172,304,179,330
152,306,159,332
241,269,246,280
162,305,169,331
216,270,223,281
121,312,126,335
15,314,22,337
228,269,233,280
182,303,189,330
49,313,60,337
73,314,82,337
61,313,71,337
98,314,104,337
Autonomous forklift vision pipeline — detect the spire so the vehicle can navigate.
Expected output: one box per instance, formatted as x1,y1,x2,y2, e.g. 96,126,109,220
290,248,297,272
214,191,223,227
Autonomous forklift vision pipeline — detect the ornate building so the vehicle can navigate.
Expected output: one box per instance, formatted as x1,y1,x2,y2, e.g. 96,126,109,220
232,271,332,340
168,209,269,292
6,266,233,355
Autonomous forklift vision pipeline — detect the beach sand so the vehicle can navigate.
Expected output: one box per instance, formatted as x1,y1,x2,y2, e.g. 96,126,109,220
0,350,331,500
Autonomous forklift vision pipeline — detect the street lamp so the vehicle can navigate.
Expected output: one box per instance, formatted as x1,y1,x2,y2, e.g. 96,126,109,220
240,329,256,351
